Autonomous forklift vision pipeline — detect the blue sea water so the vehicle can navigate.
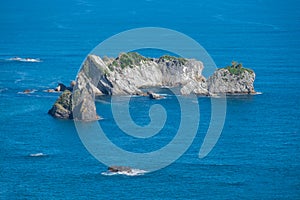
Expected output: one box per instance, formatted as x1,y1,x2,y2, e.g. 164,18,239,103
0,0,300,199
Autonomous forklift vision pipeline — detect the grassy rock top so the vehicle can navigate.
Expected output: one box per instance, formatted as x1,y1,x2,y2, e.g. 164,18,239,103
221,61,254,75
157,55,188,65
107,52,188,70
108,52,150,70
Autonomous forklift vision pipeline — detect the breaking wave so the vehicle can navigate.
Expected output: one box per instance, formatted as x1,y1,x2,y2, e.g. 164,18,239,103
29,153,47,157
7,57,42,63
101,168,147,176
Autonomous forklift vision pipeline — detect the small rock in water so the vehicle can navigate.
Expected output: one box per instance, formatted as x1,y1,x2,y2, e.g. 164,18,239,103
44,89,55,93
147,91,164,99
45,81,75,93
23,89,32,94
108,166,133,173
70,80,76,88
55,83,67,92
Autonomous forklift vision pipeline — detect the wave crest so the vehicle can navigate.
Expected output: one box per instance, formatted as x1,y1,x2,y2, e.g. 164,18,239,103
7,57,42,63
101,168,147,176
29,153,46,157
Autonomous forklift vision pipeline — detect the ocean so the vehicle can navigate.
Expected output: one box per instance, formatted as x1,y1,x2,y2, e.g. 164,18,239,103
0,0,299,199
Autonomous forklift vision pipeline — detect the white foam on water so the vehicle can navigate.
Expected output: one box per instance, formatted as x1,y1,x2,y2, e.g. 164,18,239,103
42,89,59,93
161,86,171,88
14,79,23,84
101,168,147,176
0,88,8,93
29,153,46,157
210,94,223,98
7,57,42,63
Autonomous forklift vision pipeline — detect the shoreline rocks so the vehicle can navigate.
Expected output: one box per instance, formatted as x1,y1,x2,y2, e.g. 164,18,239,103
55,81,76,92
48,90,73,119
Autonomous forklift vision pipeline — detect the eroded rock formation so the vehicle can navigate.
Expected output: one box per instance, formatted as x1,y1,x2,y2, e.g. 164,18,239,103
48,53,256,120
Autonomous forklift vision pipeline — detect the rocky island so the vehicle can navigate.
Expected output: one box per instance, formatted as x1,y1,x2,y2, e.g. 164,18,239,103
48,52,256,120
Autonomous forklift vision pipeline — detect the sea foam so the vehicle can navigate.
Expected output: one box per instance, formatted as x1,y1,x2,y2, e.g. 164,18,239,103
29,153,47,157
7,57,42,63
101,168,147,176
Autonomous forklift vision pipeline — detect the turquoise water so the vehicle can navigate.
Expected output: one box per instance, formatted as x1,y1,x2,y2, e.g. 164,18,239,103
1,0,300,199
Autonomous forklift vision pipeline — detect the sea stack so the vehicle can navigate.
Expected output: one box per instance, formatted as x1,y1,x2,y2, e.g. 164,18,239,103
207,61,256,94
48,90,73,119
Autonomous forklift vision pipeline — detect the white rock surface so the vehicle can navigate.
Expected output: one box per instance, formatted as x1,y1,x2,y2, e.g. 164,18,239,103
87,54,208,95
207,68,255,94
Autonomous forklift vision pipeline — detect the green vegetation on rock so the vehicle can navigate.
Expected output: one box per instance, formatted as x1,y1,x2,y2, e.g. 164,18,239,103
126,52,149,63
108,52,150,69
223,61,253,75
107,52,189,69
55,90,72,111
159,55,187,65
48,90,73,119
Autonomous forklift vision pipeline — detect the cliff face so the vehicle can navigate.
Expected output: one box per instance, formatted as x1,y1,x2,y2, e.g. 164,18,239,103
94,53,208,95
48,53,256,120
48,90,73,119
207,66,256,94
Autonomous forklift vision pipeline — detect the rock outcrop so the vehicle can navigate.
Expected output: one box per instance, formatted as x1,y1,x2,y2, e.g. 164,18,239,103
48,90,73,119
96,53,208,95
23,89,32,94
55,82,76,92
108,166,133,173
148,91,164,99
72,61,101,121
48,53,256,120
207,62,255,94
